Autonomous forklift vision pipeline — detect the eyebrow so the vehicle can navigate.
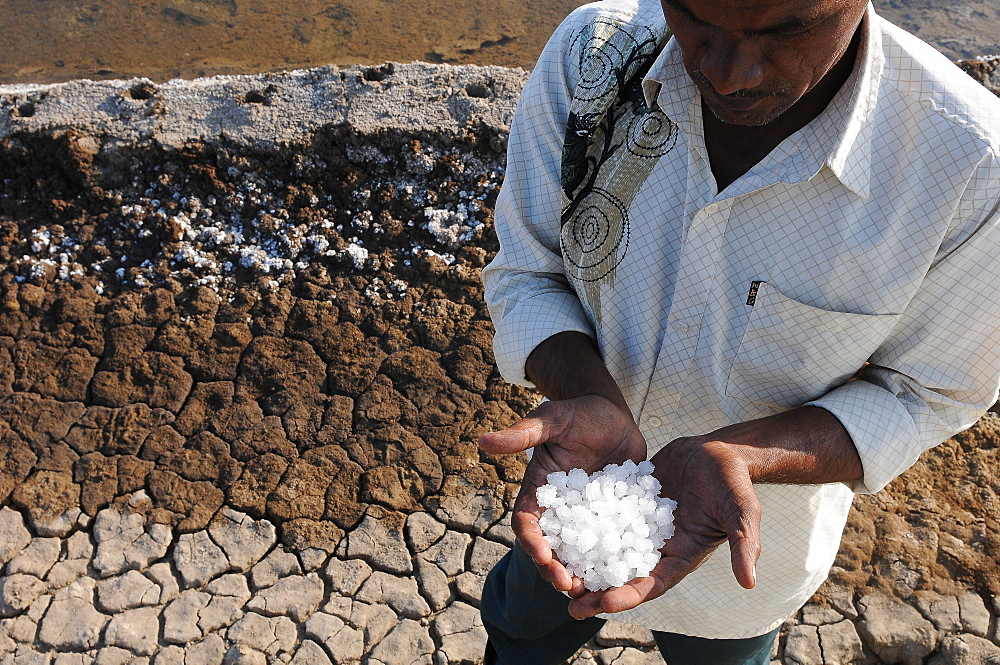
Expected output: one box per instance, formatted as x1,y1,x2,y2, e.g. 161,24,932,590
662,0,826,34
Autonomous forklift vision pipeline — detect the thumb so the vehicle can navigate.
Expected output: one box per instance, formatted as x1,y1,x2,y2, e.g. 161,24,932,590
478,414,552,455
479,401,574,455
729,531,760,590
726,494,762,590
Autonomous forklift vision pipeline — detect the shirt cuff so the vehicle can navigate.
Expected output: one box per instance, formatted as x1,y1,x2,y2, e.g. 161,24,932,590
491,292,596,387
805,379,921,494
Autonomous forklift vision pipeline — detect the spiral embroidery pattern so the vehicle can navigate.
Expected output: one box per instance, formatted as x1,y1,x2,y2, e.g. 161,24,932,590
626,108,678,159
562,188,629,281
570,19,657,106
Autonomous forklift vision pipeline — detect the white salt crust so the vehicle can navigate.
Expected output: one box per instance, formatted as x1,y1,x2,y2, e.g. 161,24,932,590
536,461,677,591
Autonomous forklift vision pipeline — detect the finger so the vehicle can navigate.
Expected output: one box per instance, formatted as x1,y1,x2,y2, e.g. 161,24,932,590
728,526,761,590
528,543,574,592
527,547,573,593
512,508,575,592
594,576,658,615
567,589,607,620
568,552,693,619
533,557,573,591
565,551,694,618
478,402,575,455
478,417,553,455
569,581,656,619
567,575,588,598
538,560,573,592
726,493,762,590
511,474,576,592
512,506,550,563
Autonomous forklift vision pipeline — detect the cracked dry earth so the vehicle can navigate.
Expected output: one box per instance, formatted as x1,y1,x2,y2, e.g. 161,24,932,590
0,58,999,665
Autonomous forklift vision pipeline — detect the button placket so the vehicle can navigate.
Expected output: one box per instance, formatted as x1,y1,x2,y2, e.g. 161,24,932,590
646,199,732,411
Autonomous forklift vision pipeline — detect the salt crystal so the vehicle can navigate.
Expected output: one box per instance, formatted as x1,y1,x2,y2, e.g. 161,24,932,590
539,512,558,532
624,550,645,571
607,561,630,588
535,462,677,591
577,530,598,553
642,552,661,570
536,485,559,507
567,468,589,490
637,475,659,492
601,532,623,554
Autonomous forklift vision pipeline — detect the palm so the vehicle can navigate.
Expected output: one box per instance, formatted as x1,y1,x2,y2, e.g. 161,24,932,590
566,438,762,618
479,395,646,591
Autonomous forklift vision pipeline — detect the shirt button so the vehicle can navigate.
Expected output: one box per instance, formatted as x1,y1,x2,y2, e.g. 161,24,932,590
646,416,662,428
704,203,719,213
672,320,689,333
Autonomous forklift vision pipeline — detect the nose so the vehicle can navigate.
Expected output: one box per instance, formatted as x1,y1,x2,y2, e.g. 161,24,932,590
698,34,765,95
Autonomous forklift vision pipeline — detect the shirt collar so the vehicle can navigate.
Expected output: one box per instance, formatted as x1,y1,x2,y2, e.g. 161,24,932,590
825,2,883,199
641,2,883,199
641,38,695,123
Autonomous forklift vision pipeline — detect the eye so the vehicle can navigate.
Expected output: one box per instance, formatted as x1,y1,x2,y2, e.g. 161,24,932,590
769,26,814,40
757,17,826,40
662,2,706,27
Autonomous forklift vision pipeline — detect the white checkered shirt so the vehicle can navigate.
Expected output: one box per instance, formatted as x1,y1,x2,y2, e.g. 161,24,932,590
483,0,1000,638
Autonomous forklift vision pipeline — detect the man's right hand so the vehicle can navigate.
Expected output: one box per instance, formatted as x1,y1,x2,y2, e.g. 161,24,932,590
478,395,647,594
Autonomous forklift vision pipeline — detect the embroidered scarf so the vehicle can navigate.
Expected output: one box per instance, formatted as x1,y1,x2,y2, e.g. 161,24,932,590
560,18,675,325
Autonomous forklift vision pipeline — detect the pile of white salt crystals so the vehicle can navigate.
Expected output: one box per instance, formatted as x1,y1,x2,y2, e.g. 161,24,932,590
536,460,677,591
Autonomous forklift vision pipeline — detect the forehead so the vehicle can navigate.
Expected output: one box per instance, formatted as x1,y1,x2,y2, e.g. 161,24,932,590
665,0,855,31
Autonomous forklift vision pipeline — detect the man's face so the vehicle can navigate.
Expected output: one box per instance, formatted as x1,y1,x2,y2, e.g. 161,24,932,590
660,0,867,126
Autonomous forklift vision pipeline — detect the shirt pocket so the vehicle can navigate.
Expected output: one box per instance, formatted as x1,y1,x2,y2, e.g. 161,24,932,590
725,282,900,409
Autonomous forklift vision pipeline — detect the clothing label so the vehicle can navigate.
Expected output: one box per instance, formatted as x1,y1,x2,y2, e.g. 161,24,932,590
747,281,763,306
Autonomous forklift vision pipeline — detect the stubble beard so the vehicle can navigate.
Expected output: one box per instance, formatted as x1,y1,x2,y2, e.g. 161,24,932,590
691,69,796,127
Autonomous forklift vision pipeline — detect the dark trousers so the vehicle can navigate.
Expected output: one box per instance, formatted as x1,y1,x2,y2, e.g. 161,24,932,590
481,543,779,665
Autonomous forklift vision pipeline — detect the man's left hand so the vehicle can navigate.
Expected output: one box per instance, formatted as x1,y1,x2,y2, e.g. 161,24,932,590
566,436,762,619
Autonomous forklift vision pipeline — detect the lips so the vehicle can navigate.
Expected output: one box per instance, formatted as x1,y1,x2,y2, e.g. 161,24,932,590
708,92,765,112
698,81,794,125
701,91,769,123
691,81,754,114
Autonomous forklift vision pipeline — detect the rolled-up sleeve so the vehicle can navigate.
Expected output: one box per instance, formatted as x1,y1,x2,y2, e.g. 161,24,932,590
809,152,1000,493
482,18,596,387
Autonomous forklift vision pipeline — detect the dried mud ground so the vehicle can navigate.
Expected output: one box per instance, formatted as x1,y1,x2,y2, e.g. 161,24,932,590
0,59,998,664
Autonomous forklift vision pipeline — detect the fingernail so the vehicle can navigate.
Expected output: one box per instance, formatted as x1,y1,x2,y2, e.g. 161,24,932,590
751,565,757,586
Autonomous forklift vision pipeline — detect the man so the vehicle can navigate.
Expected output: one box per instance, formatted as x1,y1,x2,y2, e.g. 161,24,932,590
478,0,1000,662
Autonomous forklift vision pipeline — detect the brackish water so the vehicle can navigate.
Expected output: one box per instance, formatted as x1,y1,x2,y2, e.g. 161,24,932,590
0,0,997,85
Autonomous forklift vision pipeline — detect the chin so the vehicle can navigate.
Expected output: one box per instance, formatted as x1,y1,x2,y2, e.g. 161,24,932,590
704,101,789,127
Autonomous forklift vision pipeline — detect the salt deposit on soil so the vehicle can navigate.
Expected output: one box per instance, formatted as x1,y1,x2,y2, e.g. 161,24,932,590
2,148,501,297
536,461,677,591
